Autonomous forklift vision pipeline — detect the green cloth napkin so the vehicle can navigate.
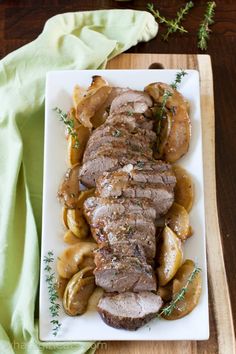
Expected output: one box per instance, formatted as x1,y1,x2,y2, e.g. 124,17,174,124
0,9,157,354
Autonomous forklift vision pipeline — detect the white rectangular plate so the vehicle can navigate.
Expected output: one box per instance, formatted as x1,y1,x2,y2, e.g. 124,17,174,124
40,69,209,341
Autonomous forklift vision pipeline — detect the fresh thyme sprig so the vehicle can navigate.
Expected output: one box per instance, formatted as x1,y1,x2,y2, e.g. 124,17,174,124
198,1,216,51
158,70,187,121
158,90,173,123
155,70,187,150
170,69,187,90
53,107,80,149
163,1,194,41
158,265,202,318
147,3,188,40
44,251,62,336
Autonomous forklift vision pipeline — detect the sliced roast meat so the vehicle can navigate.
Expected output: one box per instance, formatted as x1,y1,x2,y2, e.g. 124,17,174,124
94,252,156,293
95,243,147,262
110,90,152,115
129,167,176,186
79,155,119,188
84,197,156,226
96,169,175,216
111,102,152,116
90,215,156,260
86,123,156,143
98,166,176,190
131,159,175,173
83,135,154,163
106,113,154,130
83,143,153,164
83,125,156,163
91,215,156,259
97,291,163,330
79,154,152,188
93,87,129,118
79,155,176,188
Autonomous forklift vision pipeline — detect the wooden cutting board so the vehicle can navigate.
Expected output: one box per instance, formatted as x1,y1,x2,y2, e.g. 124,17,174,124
96,54,235,354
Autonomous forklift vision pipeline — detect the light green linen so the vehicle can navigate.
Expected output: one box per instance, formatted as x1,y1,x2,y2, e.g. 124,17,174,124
0,9,157,353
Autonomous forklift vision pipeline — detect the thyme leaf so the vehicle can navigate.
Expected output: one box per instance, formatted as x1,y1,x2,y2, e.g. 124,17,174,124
147,3,189,40
163,1,194,41
198,1,216,51
158,265,202,318
44,250,62,336
170,69,187,90
53,107,80,149
112,128,122,137
155,70,187,152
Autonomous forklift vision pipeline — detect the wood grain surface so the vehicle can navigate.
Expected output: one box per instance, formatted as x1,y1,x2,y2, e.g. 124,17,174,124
0,1,236,352
96,53,235,354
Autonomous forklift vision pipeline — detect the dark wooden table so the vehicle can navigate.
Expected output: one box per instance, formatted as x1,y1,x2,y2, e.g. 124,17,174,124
1,0,235,337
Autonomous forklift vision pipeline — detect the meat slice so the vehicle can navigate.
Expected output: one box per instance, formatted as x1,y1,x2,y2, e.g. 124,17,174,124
79,155,119,187
111,102,151,116
123,163,176,187
96,170,175,216
91,215,156,260
84,197,156,226
83,143,153,164
83,136,154,163
95,243,147,262
83,124,156,149
110,90,153,115
97,292,163,330
86,123,156,143
79,154,151,188
94,251,156,293
83,125,156,163
131,159,175,173
106,113,154,130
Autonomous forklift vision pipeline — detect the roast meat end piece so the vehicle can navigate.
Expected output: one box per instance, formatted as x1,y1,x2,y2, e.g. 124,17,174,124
97,291,163,330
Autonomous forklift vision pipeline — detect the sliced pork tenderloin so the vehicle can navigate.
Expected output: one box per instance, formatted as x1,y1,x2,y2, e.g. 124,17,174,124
106,113,154,130
91,215,156,260
97,291,163,330
80,151,156,188
83,136,154,163
84,197,157,226
110,90,153,115
94,251,156,293
96,169,175,216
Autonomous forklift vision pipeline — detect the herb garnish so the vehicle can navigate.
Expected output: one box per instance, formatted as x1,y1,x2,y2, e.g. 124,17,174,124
158,265,201,318
127,110,134,116
53,107,80,149
136,161,145,169
147,3,191,41
112,128,122,137
170,70,187,90
124,224,134,235
155,70,187,151
157,70,187,122
44,251,62,336
198,1,216,51
162,1,194,41
148,2,216,49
